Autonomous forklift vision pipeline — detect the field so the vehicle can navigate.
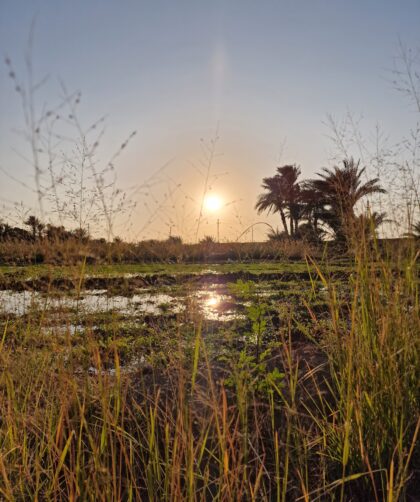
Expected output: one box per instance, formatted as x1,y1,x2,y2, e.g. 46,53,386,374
0,243,419,501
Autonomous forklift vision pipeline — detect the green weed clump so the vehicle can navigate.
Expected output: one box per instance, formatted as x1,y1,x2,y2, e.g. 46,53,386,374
0,243,418,500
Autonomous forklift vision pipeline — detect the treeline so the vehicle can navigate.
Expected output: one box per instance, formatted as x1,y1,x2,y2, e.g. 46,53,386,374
0,217,91,243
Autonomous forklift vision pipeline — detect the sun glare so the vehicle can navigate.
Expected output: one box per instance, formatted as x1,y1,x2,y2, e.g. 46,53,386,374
206,295,220,307
204,194,222,212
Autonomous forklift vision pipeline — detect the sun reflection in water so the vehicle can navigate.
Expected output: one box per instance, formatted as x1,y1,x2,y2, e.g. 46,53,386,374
205,294,220,308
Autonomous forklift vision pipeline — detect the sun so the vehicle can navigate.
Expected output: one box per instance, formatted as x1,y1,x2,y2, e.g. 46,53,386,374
204,194,222,212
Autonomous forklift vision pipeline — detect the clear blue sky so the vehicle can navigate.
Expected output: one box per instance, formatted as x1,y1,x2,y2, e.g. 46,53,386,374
1,0,419,240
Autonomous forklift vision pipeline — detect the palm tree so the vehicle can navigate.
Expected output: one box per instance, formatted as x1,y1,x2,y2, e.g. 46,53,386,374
405,221,420,239
308,158,385,241
354,210,388,240
24,215,42,241
255,165,302,236
266,227,288,241
298,185,324,235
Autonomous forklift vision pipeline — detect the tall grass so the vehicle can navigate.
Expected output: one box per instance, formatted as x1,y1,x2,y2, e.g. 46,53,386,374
0,240,418,500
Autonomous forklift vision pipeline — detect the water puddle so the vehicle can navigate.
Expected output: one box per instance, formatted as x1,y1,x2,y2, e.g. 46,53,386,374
0,289,183,316
0,290,39,317
193,291,243,321
0,288,248,322
84,355,146,376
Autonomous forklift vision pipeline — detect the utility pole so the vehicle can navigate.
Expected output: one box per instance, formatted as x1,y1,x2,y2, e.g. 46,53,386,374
406,201,412,234
217,219,220,243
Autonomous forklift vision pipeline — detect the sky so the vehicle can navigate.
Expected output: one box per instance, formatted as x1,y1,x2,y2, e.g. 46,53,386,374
0,0,419,241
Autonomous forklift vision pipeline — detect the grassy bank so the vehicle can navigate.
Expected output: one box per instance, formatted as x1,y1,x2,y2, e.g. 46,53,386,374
0,243,419,500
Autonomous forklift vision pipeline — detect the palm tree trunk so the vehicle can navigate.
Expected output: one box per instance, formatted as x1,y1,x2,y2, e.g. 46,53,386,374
279,208,289,236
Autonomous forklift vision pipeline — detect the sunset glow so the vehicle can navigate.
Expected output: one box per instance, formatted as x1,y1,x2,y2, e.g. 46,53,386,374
204,194,222,212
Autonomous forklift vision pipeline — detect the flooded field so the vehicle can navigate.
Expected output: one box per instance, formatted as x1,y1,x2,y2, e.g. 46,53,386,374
0,262,335,374
0,263,337,330
0,287,240,321
0,263,322,311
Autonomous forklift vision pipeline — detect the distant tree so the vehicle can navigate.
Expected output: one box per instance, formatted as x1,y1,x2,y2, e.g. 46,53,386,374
1,222,32,241
293,222,326,243
36,222,45,240
266,228,288,241
255,165,302,236
298,185,324,236
199,235,216,244
166,235,183,244
72,227,90,243
45,224,71,242
405,221,420,239
24,215,42,240
354,211,388,241
307,158,386,241
93,237,107,245
0,223,10,241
